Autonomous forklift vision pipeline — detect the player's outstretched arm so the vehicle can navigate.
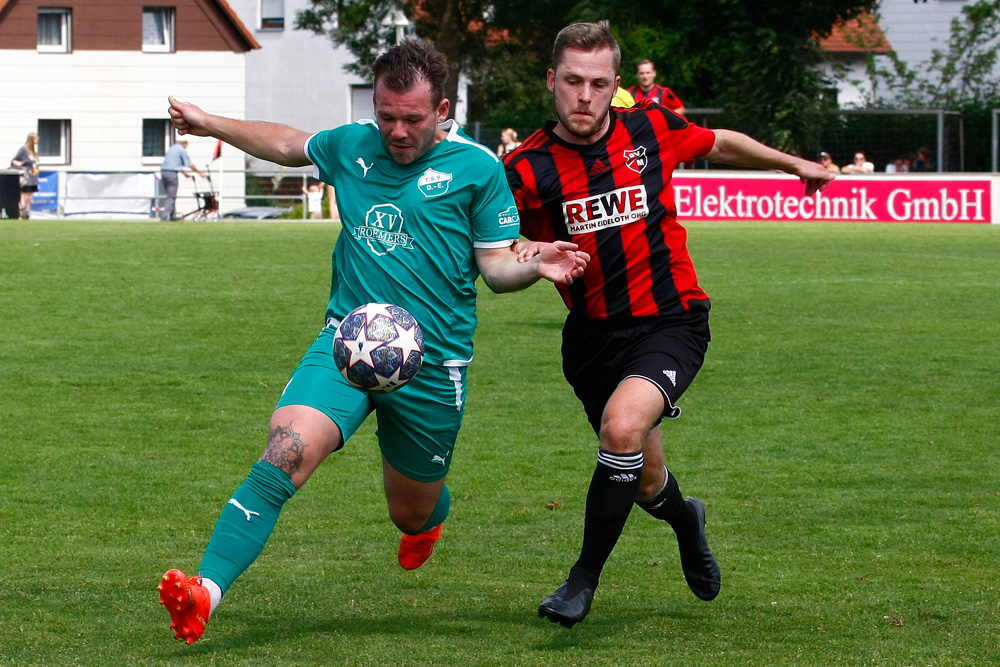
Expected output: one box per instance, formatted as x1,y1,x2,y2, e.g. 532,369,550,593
167,96,312,168
704,129,835,196
476,241,589,293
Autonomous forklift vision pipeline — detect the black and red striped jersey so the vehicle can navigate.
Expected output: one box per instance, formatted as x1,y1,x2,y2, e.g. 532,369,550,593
628,84,684,113
504,101,716,321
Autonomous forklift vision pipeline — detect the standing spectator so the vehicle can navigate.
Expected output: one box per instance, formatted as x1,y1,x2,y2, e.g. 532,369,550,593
841,152,874,174
160,137,206,220
496,128,521,156
913,147,934,172
505,20,834,629
10,132,40,219
628,59,685,116
819,151,840,173
302,181,324,219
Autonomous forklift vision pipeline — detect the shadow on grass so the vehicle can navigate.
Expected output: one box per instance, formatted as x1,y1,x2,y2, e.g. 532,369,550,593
152,593,703,658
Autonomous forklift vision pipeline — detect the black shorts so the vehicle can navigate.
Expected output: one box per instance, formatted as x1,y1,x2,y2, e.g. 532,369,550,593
21,185,39,193
561,302,711,435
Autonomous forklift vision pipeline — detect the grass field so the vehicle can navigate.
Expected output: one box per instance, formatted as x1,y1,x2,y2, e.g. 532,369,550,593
1,220,997,666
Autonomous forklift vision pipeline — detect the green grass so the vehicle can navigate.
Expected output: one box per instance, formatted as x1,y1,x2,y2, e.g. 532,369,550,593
1,220,997,666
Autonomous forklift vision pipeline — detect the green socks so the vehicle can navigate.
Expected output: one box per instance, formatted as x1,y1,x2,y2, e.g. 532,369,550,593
198,461,296,594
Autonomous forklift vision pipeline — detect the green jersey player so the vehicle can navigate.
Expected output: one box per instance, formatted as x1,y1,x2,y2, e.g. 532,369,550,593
158,40,588,645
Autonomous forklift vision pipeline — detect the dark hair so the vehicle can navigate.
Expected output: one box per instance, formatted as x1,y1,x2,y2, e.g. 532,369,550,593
552,21,621,72
372,39,449,106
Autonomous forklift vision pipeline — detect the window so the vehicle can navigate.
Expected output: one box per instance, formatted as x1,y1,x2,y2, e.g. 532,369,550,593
260,0,284,30
142,119,172,158
143,7,175,53
38,119,71,165
38,8,71,53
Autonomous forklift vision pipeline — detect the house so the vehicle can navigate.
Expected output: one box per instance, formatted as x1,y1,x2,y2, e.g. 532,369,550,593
0,0,258,215
878,0,981,72
224,0,369,175
816,10,894,108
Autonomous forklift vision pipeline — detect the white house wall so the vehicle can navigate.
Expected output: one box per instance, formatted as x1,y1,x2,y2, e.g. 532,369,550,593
0,48,248,214
227,0,367,174
878,0,973,70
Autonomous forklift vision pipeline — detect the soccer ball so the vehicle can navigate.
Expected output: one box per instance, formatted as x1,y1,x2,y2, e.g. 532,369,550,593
332,302,425,393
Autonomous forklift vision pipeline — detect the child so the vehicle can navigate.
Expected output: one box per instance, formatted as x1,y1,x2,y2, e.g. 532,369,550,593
303,182,324,219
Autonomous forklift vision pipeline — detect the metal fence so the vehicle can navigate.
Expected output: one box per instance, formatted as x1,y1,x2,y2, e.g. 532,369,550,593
471,107,1000,174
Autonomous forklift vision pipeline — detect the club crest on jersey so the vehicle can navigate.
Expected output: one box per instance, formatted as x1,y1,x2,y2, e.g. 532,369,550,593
355,203,416,256
418,168,452,198
623,146,648,174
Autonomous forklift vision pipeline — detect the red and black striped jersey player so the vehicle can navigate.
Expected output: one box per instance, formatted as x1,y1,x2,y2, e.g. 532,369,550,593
504,21,835,629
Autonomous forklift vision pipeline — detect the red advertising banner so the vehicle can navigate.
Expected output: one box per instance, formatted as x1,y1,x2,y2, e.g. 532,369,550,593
672,172,996,224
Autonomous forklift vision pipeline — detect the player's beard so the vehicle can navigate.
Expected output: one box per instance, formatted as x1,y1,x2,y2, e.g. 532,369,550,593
558,105,611,142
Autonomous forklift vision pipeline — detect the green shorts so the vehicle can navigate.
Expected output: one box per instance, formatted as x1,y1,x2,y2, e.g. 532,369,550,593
276,325,467,482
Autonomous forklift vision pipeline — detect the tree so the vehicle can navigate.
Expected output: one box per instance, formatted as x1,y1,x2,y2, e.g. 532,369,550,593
296,0,503,118
605,0,878,153
296,0,878,152
865,0,1000,109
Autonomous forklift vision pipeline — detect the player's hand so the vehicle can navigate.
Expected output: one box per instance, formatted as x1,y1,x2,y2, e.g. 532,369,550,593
798,161,836,196
167,96,212,138
535,240,590,285
514,240,548,263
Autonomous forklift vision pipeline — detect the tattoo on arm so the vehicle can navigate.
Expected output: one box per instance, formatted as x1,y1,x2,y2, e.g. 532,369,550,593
261,423,307,476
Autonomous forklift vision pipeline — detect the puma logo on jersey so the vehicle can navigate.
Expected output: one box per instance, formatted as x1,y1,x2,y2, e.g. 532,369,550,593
228,498,260,521
431,454,447,466
356,157,374,177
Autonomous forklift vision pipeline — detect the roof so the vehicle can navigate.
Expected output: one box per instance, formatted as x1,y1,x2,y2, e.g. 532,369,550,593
0,0,260,50
211,0,261,50
819,11,893,55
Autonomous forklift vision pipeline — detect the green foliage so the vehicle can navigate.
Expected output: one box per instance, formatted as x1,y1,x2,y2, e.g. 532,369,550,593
1,220,999,665
295,0,876,139
868,0,1000,110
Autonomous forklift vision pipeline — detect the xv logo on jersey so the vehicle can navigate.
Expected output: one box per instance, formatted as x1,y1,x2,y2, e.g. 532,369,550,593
418,168,452,198
624,146,648,174
356,203,416,256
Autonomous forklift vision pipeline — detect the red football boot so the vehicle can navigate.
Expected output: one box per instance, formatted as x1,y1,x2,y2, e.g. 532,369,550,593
398,524,443,570
158,569,211,644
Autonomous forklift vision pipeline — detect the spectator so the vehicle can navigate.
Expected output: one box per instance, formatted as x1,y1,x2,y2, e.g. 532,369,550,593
885,157,907,174
160,137,206,220
841,152,874,174
819,151,840,173
628,59,685,116
10,132,40,219
302,181,324,219
913,147,934,172
496,128,521,156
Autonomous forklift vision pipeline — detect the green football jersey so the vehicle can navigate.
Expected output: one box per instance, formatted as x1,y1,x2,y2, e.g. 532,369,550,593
307,120,520,366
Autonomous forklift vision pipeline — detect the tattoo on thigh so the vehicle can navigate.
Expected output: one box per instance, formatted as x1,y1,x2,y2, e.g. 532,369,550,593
261,423,307,476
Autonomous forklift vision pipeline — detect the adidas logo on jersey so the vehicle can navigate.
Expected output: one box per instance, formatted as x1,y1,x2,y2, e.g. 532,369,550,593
588,160,610,176
662,369,677,386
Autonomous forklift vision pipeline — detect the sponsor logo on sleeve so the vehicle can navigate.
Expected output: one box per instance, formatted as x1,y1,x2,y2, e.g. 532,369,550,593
498,205,520,228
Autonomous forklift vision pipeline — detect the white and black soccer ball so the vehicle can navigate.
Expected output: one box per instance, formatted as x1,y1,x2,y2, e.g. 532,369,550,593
332,302,425,393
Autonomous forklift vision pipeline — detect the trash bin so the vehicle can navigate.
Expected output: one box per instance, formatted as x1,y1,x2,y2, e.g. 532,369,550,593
0,169,20,219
